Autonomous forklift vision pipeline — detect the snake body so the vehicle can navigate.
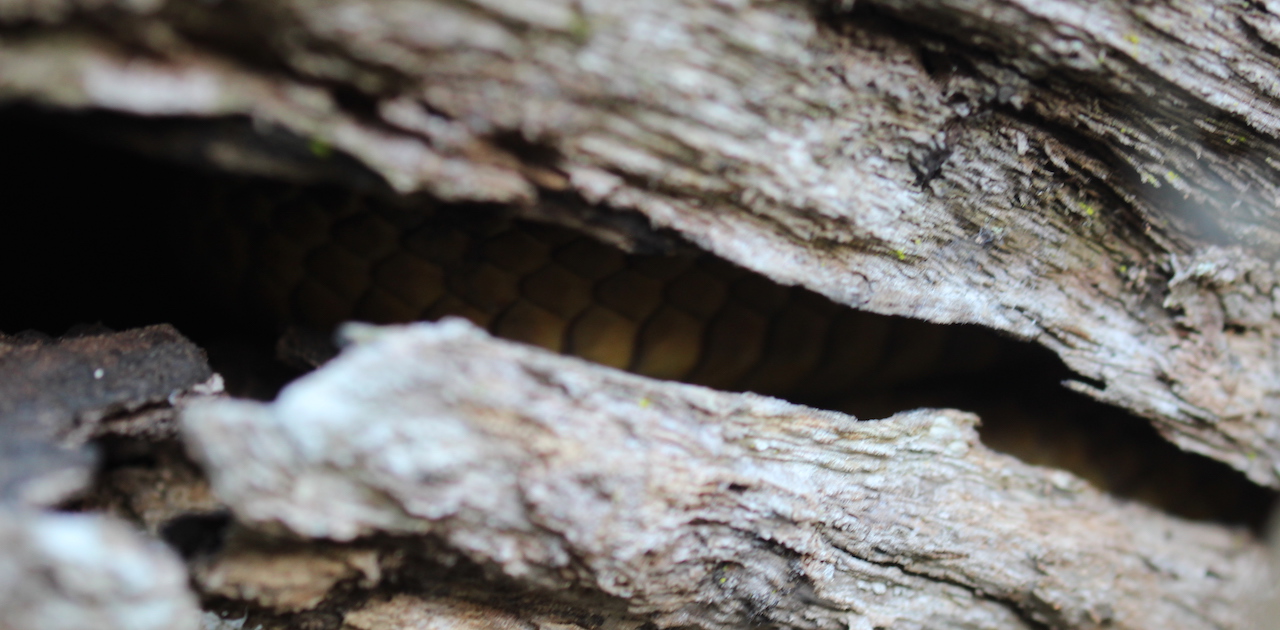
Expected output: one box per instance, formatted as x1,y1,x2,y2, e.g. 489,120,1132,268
176,180,1270,525
0,115,1261,527
186,182,1017,406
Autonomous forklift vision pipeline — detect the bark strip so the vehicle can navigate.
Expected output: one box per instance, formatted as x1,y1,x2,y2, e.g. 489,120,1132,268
182,320,1268,630
0,0,1276,482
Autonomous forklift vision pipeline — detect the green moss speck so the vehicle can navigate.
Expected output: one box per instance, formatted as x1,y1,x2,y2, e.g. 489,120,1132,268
309,138,333,159
568,13,591,45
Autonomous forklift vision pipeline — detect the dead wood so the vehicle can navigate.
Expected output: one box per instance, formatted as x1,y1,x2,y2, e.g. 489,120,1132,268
0,507,200,630
340,595,630,630
0,0,1276,485
0,324,218,506
182,320,1269,630
189,533,654,630
2,0,1280,627
0,326,217,629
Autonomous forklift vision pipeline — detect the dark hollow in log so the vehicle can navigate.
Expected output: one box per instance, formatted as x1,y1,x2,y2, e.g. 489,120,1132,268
0,107,1271,527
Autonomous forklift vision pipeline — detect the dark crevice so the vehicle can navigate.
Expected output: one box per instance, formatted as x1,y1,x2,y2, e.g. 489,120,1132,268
0,107,1273,529
159,511,234,560
330,84,387,121
909,145,952,187
914,42,980,82
491,130,566,168
1066,373,1106,392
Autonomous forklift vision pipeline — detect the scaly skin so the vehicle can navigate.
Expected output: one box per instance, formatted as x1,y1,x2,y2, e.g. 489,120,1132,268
181,180,1270,525
186,181,1013,405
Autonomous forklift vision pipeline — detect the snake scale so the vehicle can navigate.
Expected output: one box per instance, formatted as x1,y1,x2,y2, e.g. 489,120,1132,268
185,181,1018,406
0,118,1264,526
173,179,1268,525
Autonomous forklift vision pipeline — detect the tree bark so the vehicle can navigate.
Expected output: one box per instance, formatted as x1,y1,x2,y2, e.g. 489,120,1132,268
183,320,1269,630
2,0,1277,484
1,0,1278,628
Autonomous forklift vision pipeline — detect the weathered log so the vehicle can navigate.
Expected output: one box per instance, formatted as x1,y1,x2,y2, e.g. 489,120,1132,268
182,320,1269,630
4,1,1280,627
0,0,1275,485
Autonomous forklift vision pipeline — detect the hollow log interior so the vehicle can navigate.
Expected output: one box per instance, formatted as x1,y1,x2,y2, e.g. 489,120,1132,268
1,108,1271,527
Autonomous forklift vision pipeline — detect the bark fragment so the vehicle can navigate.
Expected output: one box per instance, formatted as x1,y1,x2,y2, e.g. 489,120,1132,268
342,594,637,630
0,508,200,630
182,320,1269,630
193,532,381,613
0,324,218,506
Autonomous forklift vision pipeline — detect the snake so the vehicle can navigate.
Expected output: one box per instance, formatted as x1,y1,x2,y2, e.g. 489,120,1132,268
0,115,1263,526
176,178,1271,526
183,180,1024,406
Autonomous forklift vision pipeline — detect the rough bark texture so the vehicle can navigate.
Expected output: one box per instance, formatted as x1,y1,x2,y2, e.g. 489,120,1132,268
182,320,1268,630
0,508,200,630
0,325,218,506
3,1,1280,628
0,328,219,630
0,0,1277,485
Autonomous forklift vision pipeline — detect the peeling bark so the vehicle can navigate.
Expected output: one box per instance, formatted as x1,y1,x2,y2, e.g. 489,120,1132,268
0,324,218,506
193,532,381,613
0,0,1276,485
183,320,1268,630
3,1,1280,627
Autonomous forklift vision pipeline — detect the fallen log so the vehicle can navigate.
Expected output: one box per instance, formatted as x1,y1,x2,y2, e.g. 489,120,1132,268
183,320,1270,630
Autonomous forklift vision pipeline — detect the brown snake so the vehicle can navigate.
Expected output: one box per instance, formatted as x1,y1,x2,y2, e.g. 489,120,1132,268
0,118,1264,526
186,181,1018,406
177,180,1269,525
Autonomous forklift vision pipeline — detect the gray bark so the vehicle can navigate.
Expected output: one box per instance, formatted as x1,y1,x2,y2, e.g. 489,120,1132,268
2,0,1279,628
0,508,200,630
0,0,1276,484
182,320,1269,630
0,325,219,507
